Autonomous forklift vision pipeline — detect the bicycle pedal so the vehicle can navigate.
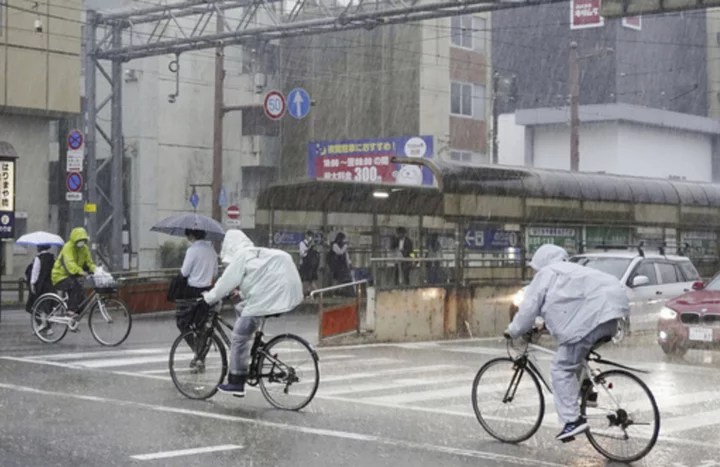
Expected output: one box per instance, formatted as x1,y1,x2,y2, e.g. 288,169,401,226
231,393,246,399
560,436,576,444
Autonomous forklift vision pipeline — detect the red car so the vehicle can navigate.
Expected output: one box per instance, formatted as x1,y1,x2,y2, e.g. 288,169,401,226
657,276,720,357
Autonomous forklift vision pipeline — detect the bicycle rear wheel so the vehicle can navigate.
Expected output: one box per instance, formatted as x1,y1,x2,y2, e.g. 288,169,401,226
31,294,69,344
472,357,545,443
88,297,132,347
582,369,660,463
257,334,319,411
169,330,227,400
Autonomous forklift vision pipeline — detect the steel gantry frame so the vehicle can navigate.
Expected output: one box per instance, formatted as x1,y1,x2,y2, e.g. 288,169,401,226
85,0,566,269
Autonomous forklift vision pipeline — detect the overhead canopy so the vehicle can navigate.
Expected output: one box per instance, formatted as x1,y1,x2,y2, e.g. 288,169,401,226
257,162,720,216
435,161,720,207
256,179,443,215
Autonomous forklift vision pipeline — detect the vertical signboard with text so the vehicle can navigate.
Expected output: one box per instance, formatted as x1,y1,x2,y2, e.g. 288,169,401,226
307,136,435,187
571,0,604,29
0,158,16,239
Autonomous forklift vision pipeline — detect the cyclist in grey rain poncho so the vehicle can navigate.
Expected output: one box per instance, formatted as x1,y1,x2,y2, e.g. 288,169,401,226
203,229,303,396
504,244,629,441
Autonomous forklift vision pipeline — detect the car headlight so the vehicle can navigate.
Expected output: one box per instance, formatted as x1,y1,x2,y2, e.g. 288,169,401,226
512,288,526,308
659,306,677,320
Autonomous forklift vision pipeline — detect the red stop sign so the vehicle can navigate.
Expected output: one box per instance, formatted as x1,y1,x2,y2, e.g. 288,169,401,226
227,205,240,219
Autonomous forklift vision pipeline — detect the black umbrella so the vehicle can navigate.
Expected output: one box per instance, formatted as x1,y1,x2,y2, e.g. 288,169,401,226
150,213,226,241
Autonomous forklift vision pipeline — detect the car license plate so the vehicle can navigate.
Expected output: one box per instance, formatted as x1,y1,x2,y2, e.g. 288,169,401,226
689,327,714,342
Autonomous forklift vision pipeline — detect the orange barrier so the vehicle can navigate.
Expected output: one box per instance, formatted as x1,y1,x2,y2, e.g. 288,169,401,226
320,303,359,338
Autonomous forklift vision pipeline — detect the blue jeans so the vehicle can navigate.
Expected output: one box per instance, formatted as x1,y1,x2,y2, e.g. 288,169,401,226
230,306,261,376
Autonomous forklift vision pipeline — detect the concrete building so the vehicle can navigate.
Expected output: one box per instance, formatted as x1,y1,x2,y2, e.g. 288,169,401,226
78,0,283,270
279,12,493,182
492,2,718,181
1,1,81,277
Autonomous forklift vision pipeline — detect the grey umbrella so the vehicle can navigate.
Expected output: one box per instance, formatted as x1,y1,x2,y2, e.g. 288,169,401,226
150,213,226,241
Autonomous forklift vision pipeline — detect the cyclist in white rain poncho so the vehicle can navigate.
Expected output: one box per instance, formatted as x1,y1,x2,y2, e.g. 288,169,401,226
504,244,630,442
202,229,303,397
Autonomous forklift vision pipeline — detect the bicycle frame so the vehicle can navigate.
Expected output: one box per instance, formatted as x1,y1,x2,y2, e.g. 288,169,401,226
198,306,294,386
509,334,651,411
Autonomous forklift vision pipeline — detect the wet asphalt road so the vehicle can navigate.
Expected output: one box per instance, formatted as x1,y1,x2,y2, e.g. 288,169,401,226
1,308,720,467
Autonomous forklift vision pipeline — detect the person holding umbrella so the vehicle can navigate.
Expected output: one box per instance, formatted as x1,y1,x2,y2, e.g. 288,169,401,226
151,213,224,372
17,231,64,331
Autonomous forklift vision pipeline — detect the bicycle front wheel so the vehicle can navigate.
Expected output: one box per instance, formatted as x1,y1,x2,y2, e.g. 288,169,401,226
258,334,319,411
89,297,132,346
169,331,227,400
31,294,69,344
582,369,660,463
472,357,545,444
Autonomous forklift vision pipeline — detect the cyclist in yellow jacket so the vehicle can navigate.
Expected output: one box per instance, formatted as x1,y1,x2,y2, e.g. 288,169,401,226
51,227,96,317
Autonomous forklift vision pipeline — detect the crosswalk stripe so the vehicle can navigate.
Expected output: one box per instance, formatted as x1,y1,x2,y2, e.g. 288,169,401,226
309,364,465,384
656,407,720,434
28,348,170,361
320,374,474,396
75,354,193,368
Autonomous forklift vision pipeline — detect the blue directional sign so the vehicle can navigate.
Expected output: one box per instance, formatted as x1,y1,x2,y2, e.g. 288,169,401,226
190,191,199,209
465,228,520,250
287,88,311,119
218,186,228,207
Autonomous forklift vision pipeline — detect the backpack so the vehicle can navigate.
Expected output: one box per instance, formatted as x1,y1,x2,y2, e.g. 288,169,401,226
24,262,33,288
304,247,320,271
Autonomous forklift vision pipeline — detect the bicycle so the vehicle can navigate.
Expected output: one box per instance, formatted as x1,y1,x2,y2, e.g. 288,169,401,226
31,275,132,347
168,297,320,411
471,327,660,463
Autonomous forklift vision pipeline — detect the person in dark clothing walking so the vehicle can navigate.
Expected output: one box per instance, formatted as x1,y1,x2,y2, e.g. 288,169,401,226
391,227,414,285
327,232,354,296
26,245,56,325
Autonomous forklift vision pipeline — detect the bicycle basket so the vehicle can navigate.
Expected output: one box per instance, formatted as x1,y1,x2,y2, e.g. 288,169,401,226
91,274,119,293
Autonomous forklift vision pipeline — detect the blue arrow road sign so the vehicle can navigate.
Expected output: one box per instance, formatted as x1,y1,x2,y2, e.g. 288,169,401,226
190,192,199,209
287,88,311,119
218,186,228,207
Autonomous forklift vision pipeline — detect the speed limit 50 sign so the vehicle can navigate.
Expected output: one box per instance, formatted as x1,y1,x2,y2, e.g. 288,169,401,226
264,90,286,120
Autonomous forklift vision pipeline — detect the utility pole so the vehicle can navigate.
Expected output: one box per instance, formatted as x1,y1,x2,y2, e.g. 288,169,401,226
569,41,580,172
212,14,225,223
492,71,499,164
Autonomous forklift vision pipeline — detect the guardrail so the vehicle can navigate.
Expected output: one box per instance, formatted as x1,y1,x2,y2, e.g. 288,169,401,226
310,280,368,342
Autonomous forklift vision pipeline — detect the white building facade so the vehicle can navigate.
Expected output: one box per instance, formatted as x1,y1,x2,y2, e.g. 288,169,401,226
498,103,720,183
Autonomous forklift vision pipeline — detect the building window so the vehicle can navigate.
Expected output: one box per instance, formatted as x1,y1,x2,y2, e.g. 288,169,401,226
451,16,473,49
450,150,490,164
451,81,486,120
473,17,486,53
451,15,486,51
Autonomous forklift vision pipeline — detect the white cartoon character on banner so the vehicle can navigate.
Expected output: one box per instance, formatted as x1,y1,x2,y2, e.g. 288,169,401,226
393,137,427,186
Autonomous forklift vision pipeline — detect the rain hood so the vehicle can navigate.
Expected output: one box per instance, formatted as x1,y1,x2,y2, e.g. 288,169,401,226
508,244,629,345
529,244,568,271
51,227,96,285
203,229,303,317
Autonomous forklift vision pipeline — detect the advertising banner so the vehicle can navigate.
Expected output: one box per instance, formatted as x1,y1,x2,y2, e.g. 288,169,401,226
571,0,604,29
307,135,435,187
527,226,579,255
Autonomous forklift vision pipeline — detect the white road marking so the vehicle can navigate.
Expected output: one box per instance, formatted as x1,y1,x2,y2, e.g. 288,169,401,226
1,356,84,369
320,373,474,396
312,364,464,384
29,348,169,361
130,444,243,460
73,354,193,369
0,382,564,467
657,408,720,434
